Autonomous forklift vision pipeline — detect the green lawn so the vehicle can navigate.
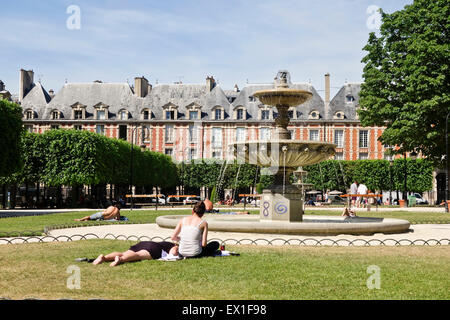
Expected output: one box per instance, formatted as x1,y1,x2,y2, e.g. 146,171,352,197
0,240,448,300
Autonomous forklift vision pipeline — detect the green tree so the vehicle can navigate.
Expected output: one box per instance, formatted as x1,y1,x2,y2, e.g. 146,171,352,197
358,0,450,166
0,99,23,176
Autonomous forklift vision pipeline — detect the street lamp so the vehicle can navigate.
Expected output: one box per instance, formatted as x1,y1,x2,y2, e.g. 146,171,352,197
389,158,394,205
129,124,151,211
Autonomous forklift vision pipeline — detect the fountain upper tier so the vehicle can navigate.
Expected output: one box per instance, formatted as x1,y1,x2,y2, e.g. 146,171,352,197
253,88,313,107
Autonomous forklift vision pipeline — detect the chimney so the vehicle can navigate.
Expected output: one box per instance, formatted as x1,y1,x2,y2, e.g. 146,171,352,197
148,83,152,94
134,76,149,97
233,84,240,92
0,80,4,91
206,76,216,92
324,73,330,108
19,69,34,102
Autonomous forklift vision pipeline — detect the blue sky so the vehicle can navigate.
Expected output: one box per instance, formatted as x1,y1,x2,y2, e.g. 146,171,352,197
0,0,411,98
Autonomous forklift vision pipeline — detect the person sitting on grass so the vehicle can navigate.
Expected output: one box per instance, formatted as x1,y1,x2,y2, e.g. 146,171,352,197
204,198,249,214
342,207,357,217
75,202,121,221
170,201,220,258
92,240,178,267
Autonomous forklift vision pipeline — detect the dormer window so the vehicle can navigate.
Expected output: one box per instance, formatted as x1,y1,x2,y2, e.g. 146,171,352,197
118,109,128,120
288,107,297,119
261,109,270,120
189,110,199,120
163,103,178,120
235,107,246,120
248,96,256,102
94,103,109,120
186,103,201,120
24,109,34,120
141,108,151,120
51,110,60,120
346,95,355,103
74,110,83,119
334,111,345,120
309,110,320,120
212,106,224,120
71,102,86,120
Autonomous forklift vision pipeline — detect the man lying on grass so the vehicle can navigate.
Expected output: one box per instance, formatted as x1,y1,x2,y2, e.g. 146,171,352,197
75,202,121,221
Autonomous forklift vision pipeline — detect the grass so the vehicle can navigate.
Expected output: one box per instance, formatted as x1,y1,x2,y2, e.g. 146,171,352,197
0,240,448,300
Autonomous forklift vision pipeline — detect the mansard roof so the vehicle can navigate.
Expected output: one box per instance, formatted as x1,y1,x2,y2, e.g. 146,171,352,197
328,83,361,120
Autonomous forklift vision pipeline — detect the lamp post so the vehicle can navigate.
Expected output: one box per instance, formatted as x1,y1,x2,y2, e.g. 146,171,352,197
129,124,151,211
389,158,394,205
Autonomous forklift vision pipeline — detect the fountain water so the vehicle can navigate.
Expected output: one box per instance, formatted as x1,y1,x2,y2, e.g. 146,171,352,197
157,71,410,235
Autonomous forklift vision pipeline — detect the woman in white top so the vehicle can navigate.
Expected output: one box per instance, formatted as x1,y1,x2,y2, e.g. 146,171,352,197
171,201,219,258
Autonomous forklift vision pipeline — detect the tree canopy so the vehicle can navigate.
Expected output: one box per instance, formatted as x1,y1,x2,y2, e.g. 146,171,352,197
358,0,450,166
0,99,23,176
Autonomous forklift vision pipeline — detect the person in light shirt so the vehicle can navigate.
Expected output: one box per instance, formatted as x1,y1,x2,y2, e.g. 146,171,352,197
357,182,368,208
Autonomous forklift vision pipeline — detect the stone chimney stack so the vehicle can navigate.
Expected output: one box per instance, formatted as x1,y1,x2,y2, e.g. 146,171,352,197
19,69,34,102
206,76,216,92
134,76,149,97
0,80,4,91
324,73,330,108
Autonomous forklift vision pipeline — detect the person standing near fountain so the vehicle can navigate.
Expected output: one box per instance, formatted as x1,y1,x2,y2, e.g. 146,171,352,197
350,181,359,207
357,182,368,208
170,201,220,258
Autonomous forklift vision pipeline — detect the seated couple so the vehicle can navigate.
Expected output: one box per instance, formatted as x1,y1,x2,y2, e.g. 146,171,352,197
92,201,220,266
75,202,121,221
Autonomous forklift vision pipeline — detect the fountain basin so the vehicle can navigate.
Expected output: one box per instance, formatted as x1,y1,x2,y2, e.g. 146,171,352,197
232,140,336,168
253,88,313,106
156,214,411,236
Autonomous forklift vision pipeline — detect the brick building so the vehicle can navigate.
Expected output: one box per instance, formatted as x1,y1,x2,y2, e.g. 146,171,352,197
18,69,390,163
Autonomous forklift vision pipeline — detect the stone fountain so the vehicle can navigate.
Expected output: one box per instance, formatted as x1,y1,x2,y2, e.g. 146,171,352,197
233,70,335,222
156,71,410,235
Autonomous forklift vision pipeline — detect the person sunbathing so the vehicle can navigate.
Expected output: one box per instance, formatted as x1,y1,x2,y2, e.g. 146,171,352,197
92,240,178,266
75,202,121,221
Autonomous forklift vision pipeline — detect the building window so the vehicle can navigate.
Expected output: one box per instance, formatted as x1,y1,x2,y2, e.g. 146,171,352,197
334,111,345,120
74,125,83,130
165,124,174,142
119,110,128,120
346,95,355,103
334,130,344,148
96,125,105,135
74,110,83,120
334,152,344,160
359,130,368,148
236,108,245,120
288,129,294,139
359,153,368,160
25,110,33,120
97,110,106,120
142,110,150,120
24,125,33,133
189,148,197,160
236,127,247,142
309,130,319,141
119,125,127,140
261,110,270,120
165,148,173,156
189,110,198,120
212,128,222,148
166,110,175,120
51,125,60,130
52,111,60,120
212,150,222,159
214,108,222,120
288,110,294,119
259,127,271,141
309,110,320,120
189,124,197,143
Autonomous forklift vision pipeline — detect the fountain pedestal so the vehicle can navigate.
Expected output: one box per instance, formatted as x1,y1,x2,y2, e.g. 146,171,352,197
261,187,304,222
